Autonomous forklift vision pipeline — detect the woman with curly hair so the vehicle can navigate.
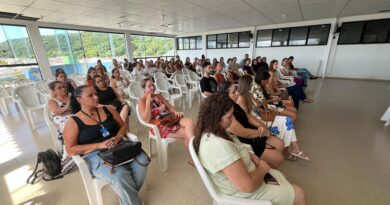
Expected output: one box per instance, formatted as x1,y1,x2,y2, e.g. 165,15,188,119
194,93,306,205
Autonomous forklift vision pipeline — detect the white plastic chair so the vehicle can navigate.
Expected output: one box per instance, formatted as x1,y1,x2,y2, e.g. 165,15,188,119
275,69,295,86
189,138,272,205
155,77,184,109
154,71,173,84
381,106,390,127
43,103,62,152
73,133,138,205
134,75,146,82
181,68,190,79
135,104,177,171
174,73,199,107
12,86,45,130
0,82,15,115
199,83,208,99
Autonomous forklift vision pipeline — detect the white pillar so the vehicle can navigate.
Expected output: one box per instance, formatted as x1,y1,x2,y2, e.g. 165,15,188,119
25,23,52,80
124,31,133,61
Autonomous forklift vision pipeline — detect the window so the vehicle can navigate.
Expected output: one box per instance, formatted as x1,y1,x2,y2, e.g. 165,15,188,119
362,19,390,43
207,35,216,48
189,37,196,49
228,33,238,48
289,27,308,46
207,31,251,49
131,35,174,58
239,32,251,47
307,24,331,45
0,24,40,82
338,22,365,44
272,28,289,46
176,36,202,50
196,36,202,49
40,28,127,74
177,38,183,50
216,34,227,48
183,38,190,50
256,29,272,47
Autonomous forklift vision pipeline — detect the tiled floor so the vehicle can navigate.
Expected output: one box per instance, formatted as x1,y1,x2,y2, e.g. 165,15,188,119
0,78,389,205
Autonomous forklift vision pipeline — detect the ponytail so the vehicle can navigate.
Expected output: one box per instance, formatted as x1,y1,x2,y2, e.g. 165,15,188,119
70,85,88,114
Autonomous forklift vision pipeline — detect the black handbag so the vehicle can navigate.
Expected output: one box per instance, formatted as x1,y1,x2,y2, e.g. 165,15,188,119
98,140,150,173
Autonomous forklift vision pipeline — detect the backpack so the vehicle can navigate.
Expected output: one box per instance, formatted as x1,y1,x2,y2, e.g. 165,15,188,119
27,149,63,184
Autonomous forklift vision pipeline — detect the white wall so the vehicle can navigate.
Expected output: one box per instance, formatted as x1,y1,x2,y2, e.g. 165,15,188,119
207,48,251,63
177,50,204,61
325,13,390,80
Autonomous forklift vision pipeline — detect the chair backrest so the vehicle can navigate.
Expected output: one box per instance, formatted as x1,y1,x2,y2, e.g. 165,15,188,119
189,71,200,82
12,86,42,107
189,138,271,205
155,77,170,92
174,74,187,88
182,68,190,76
154,71,167,80
128,81,143,101
199,83,207,98
44,104,61,151
135,75,146,82
35,80,49,93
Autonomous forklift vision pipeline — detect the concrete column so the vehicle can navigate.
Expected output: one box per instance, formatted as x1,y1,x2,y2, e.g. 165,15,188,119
124,31,133,61
25,23,52,80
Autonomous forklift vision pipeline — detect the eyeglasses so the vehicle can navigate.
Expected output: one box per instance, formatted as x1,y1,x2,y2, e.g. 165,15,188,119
96,80,104,83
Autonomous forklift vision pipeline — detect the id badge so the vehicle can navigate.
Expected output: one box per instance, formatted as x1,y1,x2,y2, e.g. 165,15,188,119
100,126,110,138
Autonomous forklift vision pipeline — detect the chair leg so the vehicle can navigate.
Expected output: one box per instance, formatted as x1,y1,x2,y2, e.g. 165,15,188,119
157,140,169,172
27,110,36,130
148,137,153,158
385,120,390,127
1,98,9,115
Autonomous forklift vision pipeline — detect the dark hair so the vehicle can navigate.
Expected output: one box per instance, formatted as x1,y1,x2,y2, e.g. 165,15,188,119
55,68,64,74
70,85,89,114
141,77,153,89
217,80,233,94
111,68,119,79
194,93,235,153
269,60,278,70
48,81,62,91
254,70,271,85
55,71,66,78
288,56,294,60
92,75,104,89
202,62,211,69
87,67,96,80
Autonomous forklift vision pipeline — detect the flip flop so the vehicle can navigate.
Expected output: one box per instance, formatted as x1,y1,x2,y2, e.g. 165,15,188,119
289,151,311,161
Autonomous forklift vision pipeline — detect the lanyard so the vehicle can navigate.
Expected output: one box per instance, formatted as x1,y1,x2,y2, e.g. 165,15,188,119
81,109,104,127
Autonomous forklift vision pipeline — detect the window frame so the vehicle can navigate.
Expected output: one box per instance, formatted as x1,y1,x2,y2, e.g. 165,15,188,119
176,35,202,50
0,23,39,68
207,31,251,49
256,24,331,47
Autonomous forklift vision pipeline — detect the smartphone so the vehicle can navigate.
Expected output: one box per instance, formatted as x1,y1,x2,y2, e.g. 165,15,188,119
264,173,279,185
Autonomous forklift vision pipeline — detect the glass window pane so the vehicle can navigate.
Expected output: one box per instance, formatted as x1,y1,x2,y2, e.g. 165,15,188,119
3,25,37,64
190,37,196,49
68,30,87,74
307,24,331,45
207,35,216,48
272,28,289,46
338,22,365,44
196,36,202,49
362,19,390,43
0,26,15,65
183,38,190,49
217,34,227,48
288,27,308,46
256,30,272,47
131,35,144,58
228,33,238,48
109,33,126,59
239,32,250,47
163,37,174,56
0,65,41,82
178,38,183,50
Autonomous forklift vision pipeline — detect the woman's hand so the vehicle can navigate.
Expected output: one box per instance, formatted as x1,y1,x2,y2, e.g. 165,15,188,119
257,124,270,137
174,111,184,118
257,160,270,173
158,104,167,112
105,136,122,148
146,93,153,106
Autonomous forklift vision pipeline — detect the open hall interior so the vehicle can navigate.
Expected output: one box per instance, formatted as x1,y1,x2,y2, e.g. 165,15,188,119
1,0,390,205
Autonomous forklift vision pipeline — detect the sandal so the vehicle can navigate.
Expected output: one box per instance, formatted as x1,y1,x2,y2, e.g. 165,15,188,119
289,151,311,161
303,99,314,103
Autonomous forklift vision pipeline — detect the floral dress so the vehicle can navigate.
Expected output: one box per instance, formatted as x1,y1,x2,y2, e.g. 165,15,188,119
149,95,180,138
51,98,71,160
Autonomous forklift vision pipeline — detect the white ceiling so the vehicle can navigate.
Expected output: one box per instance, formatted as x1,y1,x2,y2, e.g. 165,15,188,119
0,0,389,35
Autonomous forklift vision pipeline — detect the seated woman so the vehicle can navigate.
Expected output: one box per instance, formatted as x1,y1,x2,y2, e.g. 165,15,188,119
195,93,306,205
220,81,310,161
111,58,122,70
55,70,77,95
213,63,225,84
226,63,241,84
93,75,130,125
85,67,97,86
132,63,146,77
243,58,254,75
216,82,285,168
47,81,76,170
96,66,110,86
138,77,194,163
64,85,148,205
111,68,130,98
280,58,303,87
252,73,299,122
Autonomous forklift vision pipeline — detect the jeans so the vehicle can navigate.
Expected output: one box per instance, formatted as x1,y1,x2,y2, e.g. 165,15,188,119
84,150,148,205
286,84,307,109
